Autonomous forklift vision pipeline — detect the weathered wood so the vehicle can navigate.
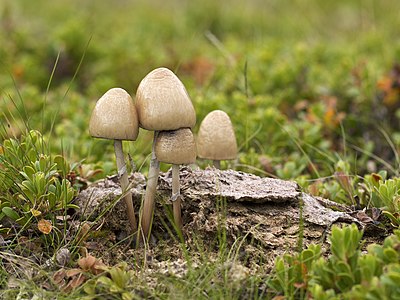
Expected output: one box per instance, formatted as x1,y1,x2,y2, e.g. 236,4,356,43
74,166,388,271
158,167,301,204
75,166,373,236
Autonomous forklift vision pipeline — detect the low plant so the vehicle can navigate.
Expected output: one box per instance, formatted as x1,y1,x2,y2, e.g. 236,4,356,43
0,130,78,241
312,224,364,293
267,244,322,299
268,224,400,299
362,171,400,227
53,251,106,293
82,262,136,300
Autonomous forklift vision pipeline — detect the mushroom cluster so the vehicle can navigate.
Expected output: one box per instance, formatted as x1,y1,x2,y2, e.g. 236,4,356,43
88,68,237,243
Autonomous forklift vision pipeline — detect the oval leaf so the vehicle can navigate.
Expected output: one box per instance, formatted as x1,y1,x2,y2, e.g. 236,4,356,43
2,207,21,221
38,219,52,234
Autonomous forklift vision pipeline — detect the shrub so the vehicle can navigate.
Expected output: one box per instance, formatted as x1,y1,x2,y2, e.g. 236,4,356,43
0,130,77,239
268,224,400,299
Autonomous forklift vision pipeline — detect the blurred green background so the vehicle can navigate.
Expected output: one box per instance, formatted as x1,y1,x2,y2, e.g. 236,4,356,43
1,0,400,188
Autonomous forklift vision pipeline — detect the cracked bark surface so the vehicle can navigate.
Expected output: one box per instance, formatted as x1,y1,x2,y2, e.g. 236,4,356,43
75,166,389,272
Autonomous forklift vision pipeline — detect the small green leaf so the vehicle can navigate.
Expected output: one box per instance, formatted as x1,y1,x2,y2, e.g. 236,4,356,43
38,155,48,172
21,166,36,179
383,211,400,227
2,207,20,221
54,155,68,176
66,204,79,210
383,248,399,263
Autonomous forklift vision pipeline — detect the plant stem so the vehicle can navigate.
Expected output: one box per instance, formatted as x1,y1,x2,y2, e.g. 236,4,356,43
213,160,221,169
114,140,137,233
172,164,182,231
140,131,160,242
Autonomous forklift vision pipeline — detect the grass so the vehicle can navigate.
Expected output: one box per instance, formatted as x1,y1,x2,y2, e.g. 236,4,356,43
2,0,400,298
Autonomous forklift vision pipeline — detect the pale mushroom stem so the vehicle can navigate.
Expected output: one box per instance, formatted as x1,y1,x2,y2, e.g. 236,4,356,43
140,131,160,241
114,140,137,233
213,160,221,169
172,164,182,230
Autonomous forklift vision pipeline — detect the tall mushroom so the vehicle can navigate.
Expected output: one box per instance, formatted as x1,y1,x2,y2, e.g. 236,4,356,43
89,88,139,233
135,67,196,240
155,128,196,230
197,110,237,169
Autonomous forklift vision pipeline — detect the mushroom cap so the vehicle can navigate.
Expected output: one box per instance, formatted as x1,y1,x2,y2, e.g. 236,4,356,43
155,128,196,165
89,88,139,141
135,67,196,131
197,110,237,160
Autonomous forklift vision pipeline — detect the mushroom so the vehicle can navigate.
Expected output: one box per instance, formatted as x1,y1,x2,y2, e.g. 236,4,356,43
197,110,237,169
89,88,139,233
155,128,196,230
135,67,196,240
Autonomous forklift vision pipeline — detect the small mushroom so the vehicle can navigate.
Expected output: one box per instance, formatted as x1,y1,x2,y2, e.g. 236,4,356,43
197,110,237,169
135,68,196,131
155,128,196,230
89,88,139,233
135,67,196,240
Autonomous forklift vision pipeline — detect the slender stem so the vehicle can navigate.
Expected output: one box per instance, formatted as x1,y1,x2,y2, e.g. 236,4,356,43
140,131,160,242
114,140,137,233
172,164,182,231
213,160,221,169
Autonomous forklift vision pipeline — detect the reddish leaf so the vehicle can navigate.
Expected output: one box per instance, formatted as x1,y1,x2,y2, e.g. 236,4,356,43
63,273,86,292
53,268,67,285
66,268,83,277
308,181,322,196
38,219,52,234
78,254,96,271
334,172,353,195
371,173,382,183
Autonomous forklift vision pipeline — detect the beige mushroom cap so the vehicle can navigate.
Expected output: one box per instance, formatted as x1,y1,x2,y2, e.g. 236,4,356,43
155,128,196,165
197,110,237,160
135,67,196,131
89,88,139,141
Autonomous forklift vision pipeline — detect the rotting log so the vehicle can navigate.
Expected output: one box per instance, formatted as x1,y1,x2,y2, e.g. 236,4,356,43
75,166,389,270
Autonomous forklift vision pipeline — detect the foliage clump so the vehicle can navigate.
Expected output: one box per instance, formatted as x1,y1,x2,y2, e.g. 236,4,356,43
0,130,77,240
268,224,400,299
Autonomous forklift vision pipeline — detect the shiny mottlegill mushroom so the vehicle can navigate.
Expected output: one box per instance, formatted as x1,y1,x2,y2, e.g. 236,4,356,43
155,128,196,230
197,110,237,169
135,67,196,240
89,88,139,233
